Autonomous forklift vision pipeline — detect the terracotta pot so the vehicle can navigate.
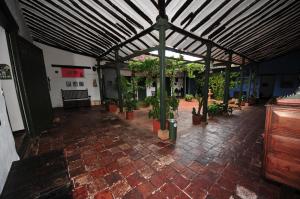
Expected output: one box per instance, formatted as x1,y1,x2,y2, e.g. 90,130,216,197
126,111,134,120
109,104,118,112
245,102,250,107
152,119,169,134
192,115,202,125
240,101,245,106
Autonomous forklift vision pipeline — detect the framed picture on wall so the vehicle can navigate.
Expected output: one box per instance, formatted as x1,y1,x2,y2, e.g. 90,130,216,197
73,81,78,87
79,81,84,87
0,64,12,79
66,81,71,87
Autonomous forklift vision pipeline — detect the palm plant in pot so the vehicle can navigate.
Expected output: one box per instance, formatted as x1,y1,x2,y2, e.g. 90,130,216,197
192,95,203,125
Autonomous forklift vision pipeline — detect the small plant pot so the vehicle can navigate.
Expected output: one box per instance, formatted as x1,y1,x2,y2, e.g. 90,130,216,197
153,119,169,134
109,104,118,112
240,101,245,106
125,111,134,120
192,115,202,125
245,102,250,107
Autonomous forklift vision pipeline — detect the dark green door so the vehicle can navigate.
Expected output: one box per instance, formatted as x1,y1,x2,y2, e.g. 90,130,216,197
16,36,53,136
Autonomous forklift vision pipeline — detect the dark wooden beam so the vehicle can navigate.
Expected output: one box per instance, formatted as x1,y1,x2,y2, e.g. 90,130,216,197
209,0,260,40
20,0,112,47
158,0,166,18
120,46,158,62
99,25,155,58
190,0,231,32
169,24,253,63
124,0,153,25
201,0,245,37
52,64,91,69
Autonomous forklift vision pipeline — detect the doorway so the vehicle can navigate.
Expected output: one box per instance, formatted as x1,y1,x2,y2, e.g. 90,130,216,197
260,75,276,99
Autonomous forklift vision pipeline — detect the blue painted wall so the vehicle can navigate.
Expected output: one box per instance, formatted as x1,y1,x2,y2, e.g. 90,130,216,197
230,50,300,98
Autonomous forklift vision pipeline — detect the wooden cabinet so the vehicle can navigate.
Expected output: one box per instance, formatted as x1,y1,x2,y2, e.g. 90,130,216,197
264,98,300,190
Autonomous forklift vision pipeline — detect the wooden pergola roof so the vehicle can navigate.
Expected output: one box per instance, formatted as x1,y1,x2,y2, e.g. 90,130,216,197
19,0,300,65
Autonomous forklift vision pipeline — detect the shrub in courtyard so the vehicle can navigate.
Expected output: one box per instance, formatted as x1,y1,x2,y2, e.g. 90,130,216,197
185,94,193,102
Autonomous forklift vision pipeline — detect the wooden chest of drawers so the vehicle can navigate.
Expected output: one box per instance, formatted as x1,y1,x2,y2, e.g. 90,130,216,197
264,99,300,190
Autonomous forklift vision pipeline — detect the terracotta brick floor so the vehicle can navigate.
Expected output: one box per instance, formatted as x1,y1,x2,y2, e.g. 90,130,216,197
34,102,299,199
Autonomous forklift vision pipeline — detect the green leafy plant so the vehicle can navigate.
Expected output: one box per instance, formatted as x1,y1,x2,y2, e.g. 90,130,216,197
121,77,137,112
169,96,179,119
145,96,161,119
185,94,193,101
209,72,240,100
128,58,159,87
208,103,230,116
192,95,203,116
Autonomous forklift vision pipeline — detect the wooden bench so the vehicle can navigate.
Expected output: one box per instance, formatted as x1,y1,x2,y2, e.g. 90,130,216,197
61,89,91,108
0,150,72,199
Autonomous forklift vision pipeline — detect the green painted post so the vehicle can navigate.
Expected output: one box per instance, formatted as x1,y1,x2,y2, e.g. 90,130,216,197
202,43,212,123
238,57,245,106
115,49,123,113
157,17,168,130
252,64,258,98
96,59,104,104
247,67,253,100
223,52,232,110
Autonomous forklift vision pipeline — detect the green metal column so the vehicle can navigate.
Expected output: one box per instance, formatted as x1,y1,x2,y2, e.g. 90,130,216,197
183,71,186,96
247,67,253,100
223,52,232,110
252,64,258,98
202,43,212,123
115,49,123,113
157,17,168,130
238,57,245,106
96,58,104,104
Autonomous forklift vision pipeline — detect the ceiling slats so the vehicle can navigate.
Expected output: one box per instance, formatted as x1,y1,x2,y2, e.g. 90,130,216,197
19,0,300,62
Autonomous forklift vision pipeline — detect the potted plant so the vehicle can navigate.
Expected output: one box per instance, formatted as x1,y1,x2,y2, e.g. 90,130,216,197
146,95,170,134
104,99,118,112
125,100,136,120
121,77,137,120
240,95,246,106
192,95,203,125
207,104,223,118
185,94,193,102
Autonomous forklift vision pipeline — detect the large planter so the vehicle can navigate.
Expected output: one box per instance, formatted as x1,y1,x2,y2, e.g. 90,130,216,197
126,111,134,120
109,104,118,112
192,115,202,125
153,119,169,134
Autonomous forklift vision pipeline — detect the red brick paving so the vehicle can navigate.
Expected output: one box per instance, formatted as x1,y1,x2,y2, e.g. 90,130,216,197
34,102,299,198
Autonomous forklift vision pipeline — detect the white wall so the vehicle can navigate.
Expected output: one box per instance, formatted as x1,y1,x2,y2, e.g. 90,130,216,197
0,26,24,131
0,28,20,193
0,83,19,193
35,42,100,108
